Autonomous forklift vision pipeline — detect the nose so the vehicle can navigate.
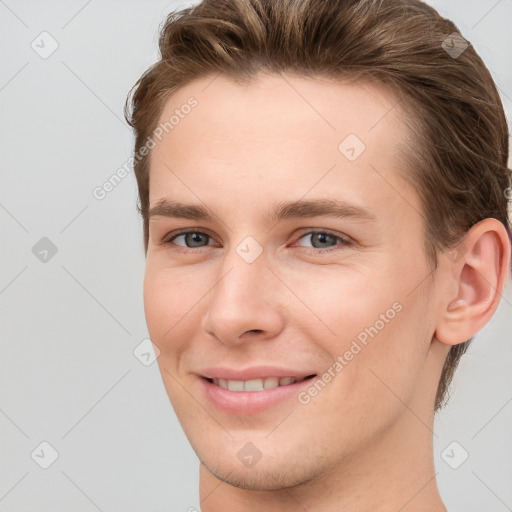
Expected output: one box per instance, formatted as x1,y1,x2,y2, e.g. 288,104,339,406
200,245,285,347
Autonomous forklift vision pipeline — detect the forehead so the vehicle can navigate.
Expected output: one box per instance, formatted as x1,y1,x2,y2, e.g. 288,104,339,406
154,72,407,149
148,73,416,218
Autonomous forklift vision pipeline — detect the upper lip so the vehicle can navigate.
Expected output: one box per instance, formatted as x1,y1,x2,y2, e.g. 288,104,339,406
199,366,316,381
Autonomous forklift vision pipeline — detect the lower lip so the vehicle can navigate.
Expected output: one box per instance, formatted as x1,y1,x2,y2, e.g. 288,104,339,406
199,376,316,415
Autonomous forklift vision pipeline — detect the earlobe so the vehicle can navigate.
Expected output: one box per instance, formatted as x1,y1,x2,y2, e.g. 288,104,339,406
435,218,511,347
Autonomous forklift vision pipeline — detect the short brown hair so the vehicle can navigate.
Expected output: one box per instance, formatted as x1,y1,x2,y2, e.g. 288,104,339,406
125,0,511,411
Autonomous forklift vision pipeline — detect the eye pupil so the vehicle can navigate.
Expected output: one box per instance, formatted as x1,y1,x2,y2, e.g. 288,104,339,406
168,230,346,252
311,232,336,248
186,232,208,247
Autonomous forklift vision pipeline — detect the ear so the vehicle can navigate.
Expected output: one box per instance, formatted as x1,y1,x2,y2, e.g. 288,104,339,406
435,218,511,346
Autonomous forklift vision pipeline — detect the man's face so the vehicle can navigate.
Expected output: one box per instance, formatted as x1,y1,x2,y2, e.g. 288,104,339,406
144,73,445,489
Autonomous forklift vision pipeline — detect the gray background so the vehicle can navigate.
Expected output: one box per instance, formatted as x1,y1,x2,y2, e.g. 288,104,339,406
0,1,511,511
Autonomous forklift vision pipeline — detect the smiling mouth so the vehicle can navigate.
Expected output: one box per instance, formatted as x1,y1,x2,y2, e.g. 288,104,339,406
204,374,317,392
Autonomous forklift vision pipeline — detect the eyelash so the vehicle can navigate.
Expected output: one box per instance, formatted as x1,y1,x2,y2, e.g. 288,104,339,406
161,229,353,255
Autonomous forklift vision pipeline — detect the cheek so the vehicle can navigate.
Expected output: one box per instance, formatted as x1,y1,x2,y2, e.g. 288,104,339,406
143,265,202,350
281,265,404,345
293,266,431,398
346,295,431,419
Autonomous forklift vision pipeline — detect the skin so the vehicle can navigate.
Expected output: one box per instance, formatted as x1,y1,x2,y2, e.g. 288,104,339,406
143,73,510,511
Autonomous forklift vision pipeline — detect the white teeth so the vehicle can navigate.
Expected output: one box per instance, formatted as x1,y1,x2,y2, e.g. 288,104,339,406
244,379,265,391
263,377,279,389
227,380,244,392
211,376,303,391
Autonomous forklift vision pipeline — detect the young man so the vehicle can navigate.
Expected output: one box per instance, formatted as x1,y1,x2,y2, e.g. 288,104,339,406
125,0,511,510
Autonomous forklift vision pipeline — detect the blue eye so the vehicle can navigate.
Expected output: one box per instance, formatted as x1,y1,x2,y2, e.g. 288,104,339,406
165,231,213,249
162,229,352,254
295,230,352,253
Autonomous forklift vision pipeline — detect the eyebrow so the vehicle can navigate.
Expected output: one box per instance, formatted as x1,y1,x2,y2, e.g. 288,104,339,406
148,198,376,223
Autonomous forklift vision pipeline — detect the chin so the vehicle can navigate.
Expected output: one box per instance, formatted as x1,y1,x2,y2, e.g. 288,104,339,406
200,451,321,491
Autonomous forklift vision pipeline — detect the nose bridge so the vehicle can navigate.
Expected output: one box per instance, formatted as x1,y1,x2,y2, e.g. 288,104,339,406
201,237,282,344
215,233,269,299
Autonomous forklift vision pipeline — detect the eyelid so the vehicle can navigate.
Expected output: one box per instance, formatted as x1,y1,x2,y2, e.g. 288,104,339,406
162,227,353,253
292,229,354,253
163,228,217,246
162,228,349,243
294,228,351,243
